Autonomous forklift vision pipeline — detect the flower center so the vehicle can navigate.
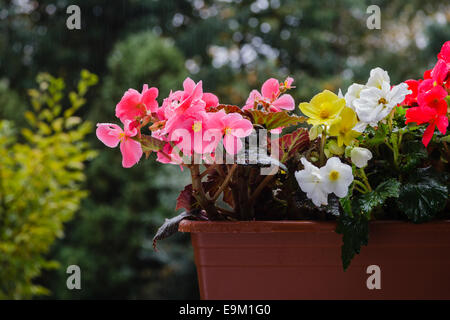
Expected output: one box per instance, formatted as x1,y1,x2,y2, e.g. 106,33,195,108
378,98,387,105
329,170,340,181
192,121,202,133
118,132,126,141
224,127,232,135
319,107,330,119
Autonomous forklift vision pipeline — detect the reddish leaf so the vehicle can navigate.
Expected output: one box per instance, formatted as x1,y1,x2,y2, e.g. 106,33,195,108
271,128,310,162
175,184,194,211
246,110,306,130
209,104,247,116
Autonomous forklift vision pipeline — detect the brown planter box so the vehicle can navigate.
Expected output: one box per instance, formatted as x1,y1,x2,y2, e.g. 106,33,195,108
179,220,450,300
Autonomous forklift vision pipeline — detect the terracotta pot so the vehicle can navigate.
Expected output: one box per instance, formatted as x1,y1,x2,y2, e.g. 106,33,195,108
179,220,450,300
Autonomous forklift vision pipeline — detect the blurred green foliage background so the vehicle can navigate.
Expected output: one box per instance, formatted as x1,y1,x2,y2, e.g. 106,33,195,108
0,0,448,299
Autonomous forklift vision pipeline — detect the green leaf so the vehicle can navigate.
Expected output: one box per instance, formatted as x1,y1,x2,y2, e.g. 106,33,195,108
401,140,428,171
397,167,448,223
246,110,306,130
336,214,369,270
339,182,354,217
139,134,166,157
357,178,400,215
364,126,386,147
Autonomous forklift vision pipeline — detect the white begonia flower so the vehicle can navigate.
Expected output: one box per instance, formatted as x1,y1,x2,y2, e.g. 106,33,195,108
342,84,368,132
353,81,411,126
295,158,328,207
342,67,410,132
366,67,390,89
344,83,366,111
350,147,373,168
320,157,354,198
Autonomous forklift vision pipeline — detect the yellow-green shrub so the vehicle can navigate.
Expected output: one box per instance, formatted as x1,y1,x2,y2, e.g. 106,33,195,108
0,70,97,299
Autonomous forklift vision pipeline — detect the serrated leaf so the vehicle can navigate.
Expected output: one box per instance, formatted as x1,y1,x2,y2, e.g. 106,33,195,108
357,178,400,215
209,104,247,116
336,214,369,270
401,140,428,172
246,110,306,130
397,167,447,223
271,127,309,162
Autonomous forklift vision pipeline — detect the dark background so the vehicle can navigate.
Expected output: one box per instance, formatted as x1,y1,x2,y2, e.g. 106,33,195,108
0,0,449,299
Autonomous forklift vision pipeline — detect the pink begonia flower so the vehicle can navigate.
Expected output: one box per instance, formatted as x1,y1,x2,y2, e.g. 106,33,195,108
208,112,253,154
202,92,219,110
243,77,295,111
164,111,225,158
158,78,208,121
115,84,159,122
182,77,219,110
96,120,143,168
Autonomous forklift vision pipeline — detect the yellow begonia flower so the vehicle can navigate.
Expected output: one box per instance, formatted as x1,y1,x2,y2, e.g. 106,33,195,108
299,90,345,126
328,107,361,146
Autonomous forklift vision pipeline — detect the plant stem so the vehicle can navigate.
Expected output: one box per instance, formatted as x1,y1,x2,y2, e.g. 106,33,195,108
211,164,237,201
189,165,219,219
353,179,369,193
319,126,327,166
237,166,253,220
250,174,274,205
200,164,217,179
359,168,372,192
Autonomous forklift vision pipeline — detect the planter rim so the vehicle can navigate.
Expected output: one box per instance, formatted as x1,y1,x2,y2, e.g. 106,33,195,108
179,219,450,233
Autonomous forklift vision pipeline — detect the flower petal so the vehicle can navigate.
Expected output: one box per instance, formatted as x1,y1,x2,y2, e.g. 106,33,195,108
436,115,448,135
261,78,280,100
272,94,295,110
120,138,143,168
422,123,436,147
96,123,122,148
223,134,243,155
405,106,435,125
141,87,159,113
115,89,142,121
202,92,219,110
